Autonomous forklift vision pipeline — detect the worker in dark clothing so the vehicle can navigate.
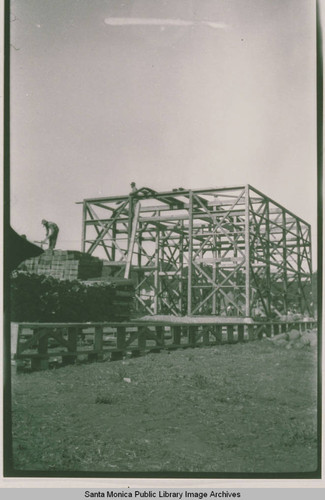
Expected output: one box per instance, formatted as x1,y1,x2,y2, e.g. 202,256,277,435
41,219,59,250
130,182,157,197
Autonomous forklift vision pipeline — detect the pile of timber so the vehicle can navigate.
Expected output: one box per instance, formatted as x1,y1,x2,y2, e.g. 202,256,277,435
10,273,135,322
19,250,103,281
14,251,135,322
85,277,135,321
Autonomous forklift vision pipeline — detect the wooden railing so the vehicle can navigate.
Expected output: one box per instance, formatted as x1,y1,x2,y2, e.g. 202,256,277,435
13,317,317,372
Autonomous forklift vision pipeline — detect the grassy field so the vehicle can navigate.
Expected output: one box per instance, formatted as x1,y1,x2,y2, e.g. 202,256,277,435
11,336,318,474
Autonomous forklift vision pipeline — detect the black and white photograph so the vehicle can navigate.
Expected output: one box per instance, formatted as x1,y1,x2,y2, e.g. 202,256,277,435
5,0,320,478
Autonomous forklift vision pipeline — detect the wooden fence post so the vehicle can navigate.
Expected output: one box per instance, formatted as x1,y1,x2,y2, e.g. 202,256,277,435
16,324,23,356
188,326,196,346
238,325,245,342
138,327,147,352
111,326,126,360
31,328,49,371
202,327,210,346
93,325,104,361
215,325,222,344
63,327,78,365
116,326,126,350
129,326,146,357
248,324,255,341
156,326,165,348
227,325,235,344
172,326,181,346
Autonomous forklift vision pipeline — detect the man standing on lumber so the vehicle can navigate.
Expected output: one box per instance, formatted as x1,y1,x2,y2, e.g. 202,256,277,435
41,219,59,250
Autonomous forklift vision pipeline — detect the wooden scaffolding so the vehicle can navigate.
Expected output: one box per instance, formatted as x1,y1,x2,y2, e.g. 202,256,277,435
78,185,313,319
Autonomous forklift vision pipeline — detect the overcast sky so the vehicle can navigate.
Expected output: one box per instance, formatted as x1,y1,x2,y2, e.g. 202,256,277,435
10,0,317,264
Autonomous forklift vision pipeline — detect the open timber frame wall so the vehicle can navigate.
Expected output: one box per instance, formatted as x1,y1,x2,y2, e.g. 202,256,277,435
78,185,313,319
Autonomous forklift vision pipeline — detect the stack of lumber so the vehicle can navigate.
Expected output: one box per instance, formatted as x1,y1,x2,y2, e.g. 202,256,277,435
13,251,135,322
101,260,126,278
86,277,134,321
10,273,135,322
112,280,135,321
20,250,103,281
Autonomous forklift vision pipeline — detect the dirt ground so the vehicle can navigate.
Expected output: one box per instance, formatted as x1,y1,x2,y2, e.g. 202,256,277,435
10,332,318,474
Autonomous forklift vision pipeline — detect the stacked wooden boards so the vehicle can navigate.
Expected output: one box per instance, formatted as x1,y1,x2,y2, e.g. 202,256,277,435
13,251,135,322
19,250,103,281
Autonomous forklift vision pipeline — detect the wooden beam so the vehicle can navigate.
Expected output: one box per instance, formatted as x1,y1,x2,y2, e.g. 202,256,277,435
124,202,141,279
187,191,193,315
245,185,250,317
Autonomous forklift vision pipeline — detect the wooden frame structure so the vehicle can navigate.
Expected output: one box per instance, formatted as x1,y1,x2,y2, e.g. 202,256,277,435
78,185,313,319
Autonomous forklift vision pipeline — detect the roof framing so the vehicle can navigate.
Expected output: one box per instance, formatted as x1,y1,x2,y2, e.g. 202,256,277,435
78,184,313,319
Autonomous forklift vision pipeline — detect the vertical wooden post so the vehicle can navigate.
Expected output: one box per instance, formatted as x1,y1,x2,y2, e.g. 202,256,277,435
31,328,49,371
243,325,248,341
248,324,255,341
215,325,222,344
16,324,23,356
124,202,141,279
282,210,288,315
187,191,193,315
227,325,234,343
111,326,126,361
172,326,181,346
188,326,196,346
128,195,133,243
238,325,245,342
306,225,313,317
265,200,272,318
266,324,272,338
257,325,264,339
296,221,302,315
179,221,185,314
245,185,251,317
64,327,78,365
37,329,49,368
156,326,164,347
154,225,160,314
82,201,87,253
212,263,217,315
68,327,78,352
94,326,104,361
149,326,164,353
138,327,147,352
15,324,24,372
116,326,126,350
112,221,116,261
202,327,210,346
137,222,142,269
